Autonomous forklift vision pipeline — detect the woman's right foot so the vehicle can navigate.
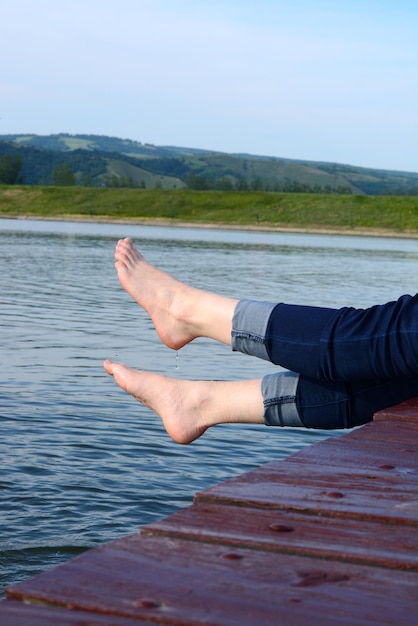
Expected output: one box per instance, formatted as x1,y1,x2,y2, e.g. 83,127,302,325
103,359,264,444
114,238,237,348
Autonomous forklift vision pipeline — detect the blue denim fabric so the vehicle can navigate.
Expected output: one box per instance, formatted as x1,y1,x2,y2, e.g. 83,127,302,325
266,294,418,381
231,299,276,362
297,375,418,429
232,296,418,430
262,371,302,427
232,299,303,427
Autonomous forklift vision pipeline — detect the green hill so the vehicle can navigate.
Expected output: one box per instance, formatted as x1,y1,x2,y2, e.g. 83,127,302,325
1,133,417,195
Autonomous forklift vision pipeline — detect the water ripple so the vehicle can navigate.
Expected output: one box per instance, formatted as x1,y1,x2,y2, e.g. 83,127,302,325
0,220,416,595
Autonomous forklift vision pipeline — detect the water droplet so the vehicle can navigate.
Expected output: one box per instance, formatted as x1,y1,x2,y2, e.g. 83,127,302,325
134,599,160,609
269,523,294,533
222,552,243,560
325,491,345,498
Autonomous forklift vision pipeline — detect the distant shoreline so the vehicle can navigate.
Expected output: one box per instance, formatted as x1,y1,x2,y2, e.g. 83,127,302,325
3,214,418,240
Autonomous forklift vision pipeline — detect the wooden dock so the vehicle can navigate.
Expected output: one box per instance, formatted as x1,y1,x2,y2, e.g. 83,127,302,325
1,399,417,625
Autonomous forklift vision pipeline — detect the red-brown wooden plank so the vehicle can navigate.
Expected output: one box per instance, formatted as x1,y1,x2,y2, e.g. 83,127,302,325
0,601,144,626
4,411,417,625
6,534,418,626
374,397,418,421
286,434,418,476
342,419,418,443
195,457,418,524
142,501,418,570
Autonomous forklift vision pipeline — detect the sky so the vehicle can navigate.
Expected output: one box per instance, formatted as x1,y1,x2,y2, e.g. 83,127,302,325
1,0,417,172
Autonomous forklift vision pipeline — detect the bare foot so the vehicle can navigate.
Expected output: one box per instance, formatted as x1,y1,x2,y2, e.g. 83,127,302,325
103,359,264,444
114,238,237,349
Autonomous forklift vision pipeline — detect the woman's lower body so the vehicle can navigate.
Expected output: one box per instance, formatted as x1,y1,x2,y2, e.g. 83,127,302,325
104,237,418,443
232,296,418,429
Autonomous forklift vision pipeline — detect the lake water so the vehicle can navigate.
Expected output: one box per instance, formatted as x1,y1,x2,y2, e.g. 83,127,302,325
0,218,417,594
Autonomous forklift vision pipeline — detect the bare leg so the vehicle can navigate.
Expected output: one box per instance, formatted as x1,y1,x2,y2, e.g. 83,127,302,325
103,360,264,444
114,238,238,350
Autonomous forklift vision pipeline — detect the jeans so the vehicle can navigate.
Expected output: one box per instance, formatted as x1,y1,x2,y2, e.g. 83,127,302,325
232,295,418,429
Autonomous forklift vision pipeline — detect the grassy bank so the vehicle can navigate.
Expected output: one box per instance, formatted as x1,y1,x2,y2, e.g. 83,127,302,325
1,186,417,235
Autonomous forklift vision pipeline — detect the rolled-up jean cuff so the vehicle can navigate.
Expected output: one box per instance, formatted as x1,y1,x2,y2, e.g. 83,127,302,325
262,371,303,427
231,299,276,361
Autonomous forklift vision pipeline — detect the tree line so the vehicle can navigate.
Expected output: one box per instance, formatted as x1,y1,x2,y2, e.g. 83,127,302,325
1,142,417,195
185,172,353,194
0,153,23,184
0,151,351,194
